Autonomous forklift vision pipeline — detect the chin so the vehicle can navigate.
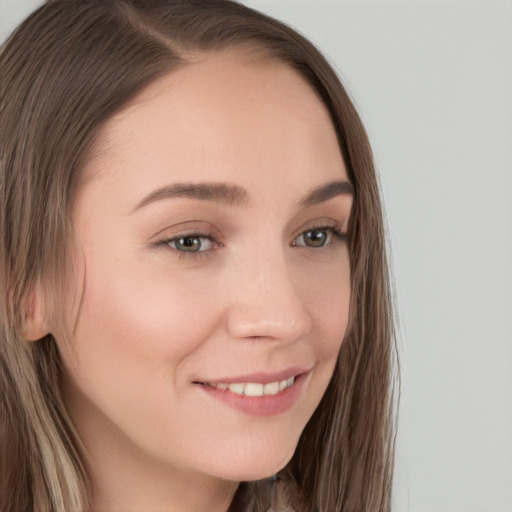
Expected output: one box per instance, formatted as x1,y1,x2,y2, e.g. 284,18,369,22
209,441,297,482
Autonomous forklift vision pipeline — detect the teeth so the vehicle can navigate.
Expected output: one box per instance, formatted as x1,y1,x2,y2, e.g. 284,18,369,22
263,381,280,396
244,383,263,396
228,383,245,395
211,377,295,396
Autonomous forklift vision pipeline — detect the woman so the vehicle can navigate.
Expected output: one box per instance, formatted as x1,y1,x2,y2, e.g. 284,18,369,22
0,1,398,511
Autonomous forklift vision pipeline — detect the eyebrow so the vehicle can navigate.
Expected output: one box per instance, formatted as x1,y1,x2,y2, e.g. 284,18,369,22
132,182,249,212
298,180,353,207
131,179,353,212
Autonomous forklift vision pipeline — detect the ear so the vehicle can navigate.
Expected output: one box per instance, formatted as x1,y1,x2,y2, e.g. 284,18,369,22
21,283,50,341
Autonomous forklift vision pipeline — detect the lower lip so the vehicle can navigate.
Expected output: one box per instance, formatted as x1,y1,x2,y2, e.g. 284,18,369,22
197,373,307,416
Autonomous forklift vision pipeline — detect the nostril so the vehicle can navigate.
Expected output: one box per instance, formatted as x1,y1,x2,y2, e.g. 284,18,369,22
226,308,311,342
224,260,312,341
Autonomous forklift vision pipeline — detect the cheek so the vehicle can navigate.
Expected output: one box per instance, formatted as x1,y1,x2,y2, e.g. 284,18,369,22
59,250,223,411
301,258,351,355
55,239,351,480
56,252,230,468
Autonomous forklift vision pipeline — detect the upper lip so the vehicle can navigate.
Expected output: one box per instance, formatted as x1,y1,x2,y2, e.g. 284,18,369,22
195,366,312,385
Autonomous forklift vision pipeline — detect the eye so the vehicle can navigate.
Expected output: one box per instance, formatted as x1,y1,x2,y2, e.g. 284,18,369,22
293,228,332,248
166,234,214,253
292,225,347,248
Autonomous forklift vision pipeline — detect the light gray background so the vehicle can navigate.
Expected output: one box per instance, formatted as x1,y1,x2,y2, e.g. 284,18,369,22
1,1,511,511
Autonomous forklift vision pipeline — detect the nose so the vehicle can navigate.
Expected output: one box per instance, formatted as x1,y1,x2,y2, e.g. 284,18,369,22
225,252,312,343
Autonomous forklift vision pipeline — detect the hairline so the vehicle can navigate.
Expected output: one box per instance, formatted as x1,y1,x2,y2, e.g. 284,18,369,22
79,45,331,191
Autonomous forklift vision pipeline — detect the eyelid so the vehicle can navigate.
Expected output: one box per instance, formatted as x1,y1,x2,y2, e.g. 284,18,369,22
149,219,221,240
169,233,214,251
151,229,223,260
291,223,348,248
291,217,348,239
149,217,349,260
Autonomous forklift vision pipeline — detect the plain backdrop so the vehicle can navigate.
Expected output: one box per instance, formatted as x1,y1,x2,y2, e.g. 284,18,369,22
1,1,511,511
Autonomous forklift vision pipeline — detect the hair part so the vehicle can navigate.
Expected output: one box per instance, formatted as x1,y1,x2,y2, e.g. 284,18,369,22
1,1,398,510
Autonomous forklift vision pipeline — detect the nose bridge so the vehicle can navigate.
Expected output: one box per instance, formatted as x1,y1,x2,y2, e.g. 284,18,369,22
226,245,312,342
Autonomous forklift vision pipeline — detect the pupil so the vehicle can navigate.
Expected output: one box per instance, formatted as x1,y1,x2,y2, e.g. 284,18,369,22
178,237,200,251
306,230,326,247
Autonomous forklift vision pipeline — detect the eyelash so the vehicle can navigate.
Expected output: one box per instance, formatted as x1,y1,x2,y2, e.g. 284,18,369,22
291,224,349,248
152,223,349,260
153,230,219,260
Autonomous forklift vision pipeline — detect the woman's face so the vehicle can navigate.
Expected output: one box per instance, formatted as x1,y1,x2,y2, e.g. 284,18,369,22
57,52,353,485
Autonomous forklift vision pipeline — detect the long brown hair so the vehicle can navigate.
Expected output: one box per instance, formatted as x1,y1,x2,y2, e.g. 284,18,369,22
0,1,398,510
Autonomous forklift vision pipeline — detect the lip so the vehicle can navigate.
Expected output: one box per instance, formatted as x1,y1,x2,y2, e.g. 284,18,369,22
194,367,312,417
199,366,311,386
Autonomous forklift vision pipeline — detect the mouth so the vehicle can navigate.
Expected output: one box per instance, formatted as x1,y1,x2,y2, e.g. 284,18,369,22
194,370,308,416
194,368,310,416
194,376,296,397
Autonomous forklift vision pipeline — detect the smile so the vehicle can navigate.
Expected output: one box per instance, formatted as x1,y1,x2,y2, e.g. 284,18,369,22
202,377,295,397
194,368,311,416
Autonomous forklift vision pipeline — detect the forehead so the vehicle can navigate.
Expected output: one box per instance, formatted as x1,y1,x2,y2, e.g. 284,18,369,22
82,51,346,200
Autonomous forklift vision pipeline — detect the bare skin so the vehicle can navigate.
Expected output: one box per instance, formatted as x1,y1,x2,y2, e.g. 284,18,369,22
47,51,352,511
